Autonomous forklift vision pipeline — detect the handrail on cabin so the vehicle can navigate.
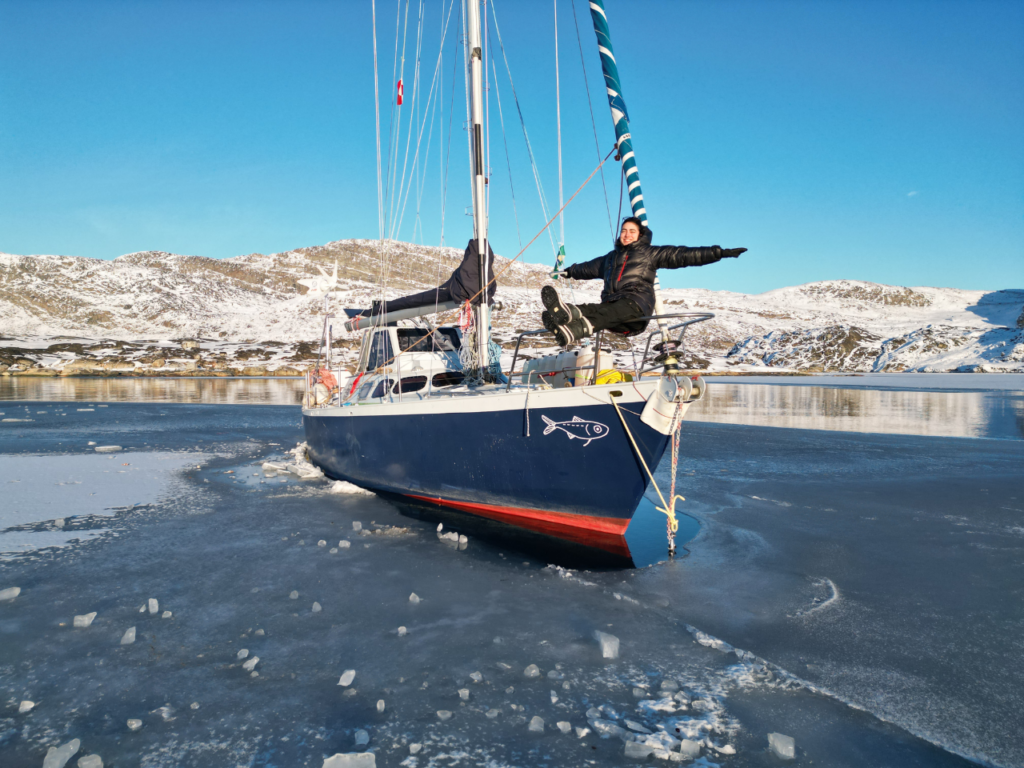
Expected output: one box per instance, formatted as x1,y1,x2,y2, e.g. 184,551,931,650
504,312,715,391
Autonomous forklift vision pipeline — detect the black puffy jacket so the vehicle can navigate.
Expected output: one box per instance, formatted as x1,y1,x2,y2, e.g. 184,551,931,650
564,228,724,316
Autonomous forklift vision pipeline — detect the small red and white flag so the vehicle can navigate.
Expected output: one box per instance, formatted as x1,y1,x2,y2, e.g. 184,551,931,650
396,79,404,105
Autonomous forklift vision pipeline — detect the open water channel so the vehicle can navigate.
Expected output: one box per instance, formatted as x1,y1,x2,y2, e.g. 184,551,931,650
0,374,1021,767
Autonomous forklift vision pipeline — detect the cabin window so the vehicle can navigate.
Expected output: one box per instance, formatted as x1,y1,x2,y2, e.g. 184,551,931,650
366,330,394,371
396,328,461,353
435,328,461,351
370,378,394,399
393,375,427,394
357,380,375,400
431,371,465,388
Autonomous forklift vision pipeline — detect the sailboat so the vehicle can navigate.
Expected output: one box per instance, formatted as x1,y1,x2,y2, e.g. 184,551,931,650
302,0,712,559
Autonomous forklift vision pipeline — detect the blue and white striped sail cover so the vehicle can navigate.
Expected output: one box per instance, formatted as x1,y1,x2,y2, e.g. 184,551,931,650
588,0,647,225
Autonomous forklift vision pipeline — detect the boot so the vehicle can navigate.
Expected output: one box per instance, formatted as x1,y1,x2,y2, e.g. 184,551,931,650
552,315,593,348
541,285,580,325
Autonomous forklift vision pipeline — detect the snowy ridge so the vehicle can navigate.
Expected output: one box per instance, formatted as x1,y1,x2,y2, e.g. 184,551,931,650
1,242,1021,375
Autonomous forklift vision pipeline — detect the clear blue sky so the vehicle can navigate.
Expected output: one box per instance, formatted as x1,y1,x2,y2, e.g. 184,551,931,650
1,0,1021,294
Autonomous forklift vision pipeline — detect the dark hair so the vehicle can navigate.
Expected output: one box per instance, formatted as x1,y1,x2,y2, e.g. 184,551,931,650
621,216,648,238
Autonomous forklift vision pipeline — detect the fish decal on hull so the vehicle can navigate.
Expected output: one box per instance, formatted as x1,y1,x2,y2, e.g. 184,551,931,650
541,415,609,446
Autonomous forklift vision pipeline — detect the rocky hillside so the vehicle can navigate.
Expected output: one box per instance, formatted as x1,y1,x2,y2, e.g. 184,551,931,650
0,240,1021,377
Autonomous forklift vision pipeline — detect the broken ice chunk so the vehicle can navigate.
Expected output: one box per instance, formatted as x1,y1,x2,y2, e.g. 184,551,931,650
528,716,544,732
42,739,81,768
458,534,468,546
768,732,795,760
0,587,21,601
376,699,385,712
127,719,142,731
485,709,500,719
289,591,299,600
317,540,327,547
339,540,351,549
255,629,265,636
312,602,322,613
237,649,249,660
590,719,628,739
94,445,122,453
679,739,702,758
659,679,679,693
523,664,541,678
550,691,558,704
625,719,651,733
397,626,407,637
436,710,453,721
120,627,136,645
410,743,422,754
352,521,362,531
338,669,356,687
19,700,34,713
408,593,421,604
161,611,172,619
148,598,159,614
713,744,737,755
470,671,482,683
190,702,199,710
632,687,648,698
329,548,338,554
242,656,259,671
624,742,654,759
323,754,376,768
354,729,369,746
575,727,590,738
556,721,571,734
77,754,103,768
593,630,619,659
73,612,97,628
437,523,443,532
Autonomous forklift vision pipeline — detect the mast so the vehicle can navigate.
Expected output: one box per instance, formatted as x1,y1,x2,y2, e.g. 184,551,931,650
465,0,490,381
588,0,672,342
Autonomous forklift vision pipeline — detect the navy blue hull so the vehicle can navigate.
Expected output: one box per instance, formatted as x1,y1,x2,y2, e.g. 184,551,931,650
303,396,671,548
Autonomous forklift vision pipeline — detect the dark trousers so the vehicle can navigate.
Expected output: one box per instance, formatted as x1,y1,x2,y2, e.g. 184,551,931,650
372,286,454,315
578,298,648,335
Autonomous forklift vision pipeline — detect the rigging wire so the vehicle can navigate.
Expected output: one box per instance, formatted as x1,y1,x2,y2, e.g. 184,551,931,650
570,0,614,241
490,50,522,248
439,0,461,248
489,0,558,258
554,0,564,248
389,0,425,242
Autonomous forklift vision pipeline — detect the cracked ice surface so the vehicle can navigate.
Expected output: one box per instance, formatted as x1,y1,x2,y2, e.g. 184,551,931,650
0,400,1017,767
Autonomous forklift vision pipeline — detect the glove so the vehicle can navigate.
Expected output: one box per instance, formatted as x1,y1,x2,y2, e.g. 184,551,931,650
720,247,746,259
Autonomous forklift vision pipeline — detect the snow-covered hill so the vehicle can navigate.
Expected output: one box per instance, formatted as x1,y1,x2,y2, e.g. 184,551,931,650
1,240,1021,376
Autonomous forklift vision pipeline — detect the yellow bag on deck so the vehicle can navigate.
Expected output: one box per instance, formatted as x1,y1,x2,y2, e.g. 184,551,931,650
594,369,634,385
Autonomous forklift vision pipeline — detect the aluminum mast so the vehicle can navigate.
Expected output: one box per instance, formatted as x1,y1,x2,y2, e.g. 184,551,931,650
465,0,490,381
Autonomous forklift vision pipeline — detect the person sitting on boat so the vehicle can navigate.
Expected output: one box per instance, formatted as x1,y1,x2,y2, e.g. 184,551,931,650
362,238,496,317
541,217,746,347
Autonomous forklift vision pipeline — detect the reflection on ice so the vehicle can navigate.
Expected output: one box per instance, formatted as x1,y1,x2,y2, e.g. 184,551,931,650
689,382,1024,439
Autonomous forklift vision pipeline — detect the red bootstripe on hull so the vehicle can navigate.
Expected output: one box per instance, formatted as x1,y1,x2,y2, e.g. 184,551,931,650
405,494,632,557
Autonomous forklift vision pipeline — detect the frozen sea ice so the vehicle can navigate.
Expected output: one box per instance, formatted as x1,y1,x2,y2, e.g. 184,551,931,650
338,669,356,687
437,710,453,721
679,739,702,758
352,521,362,531
73,612,97,628
78,753,103,768
376,699,385,712
127,719,142,731
408,593,420,604
19,700,34,713
409,744,422,754
161,611,172,619
237,649,249,659
312,602,322,613
323,754,375,768
523,664,541,678
42,739,80,768
458,688,469,700
0,587,22,601
624,742,655,759
289,591,299,600
242,656,259,671
339,540,351,549
397,626,407,636
354,729,369,747
528,716,544,732
768,732,795,760
94,446,121,453
120,627,136,645
556,721,572,734
593,630,619,659
147,599,159,614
